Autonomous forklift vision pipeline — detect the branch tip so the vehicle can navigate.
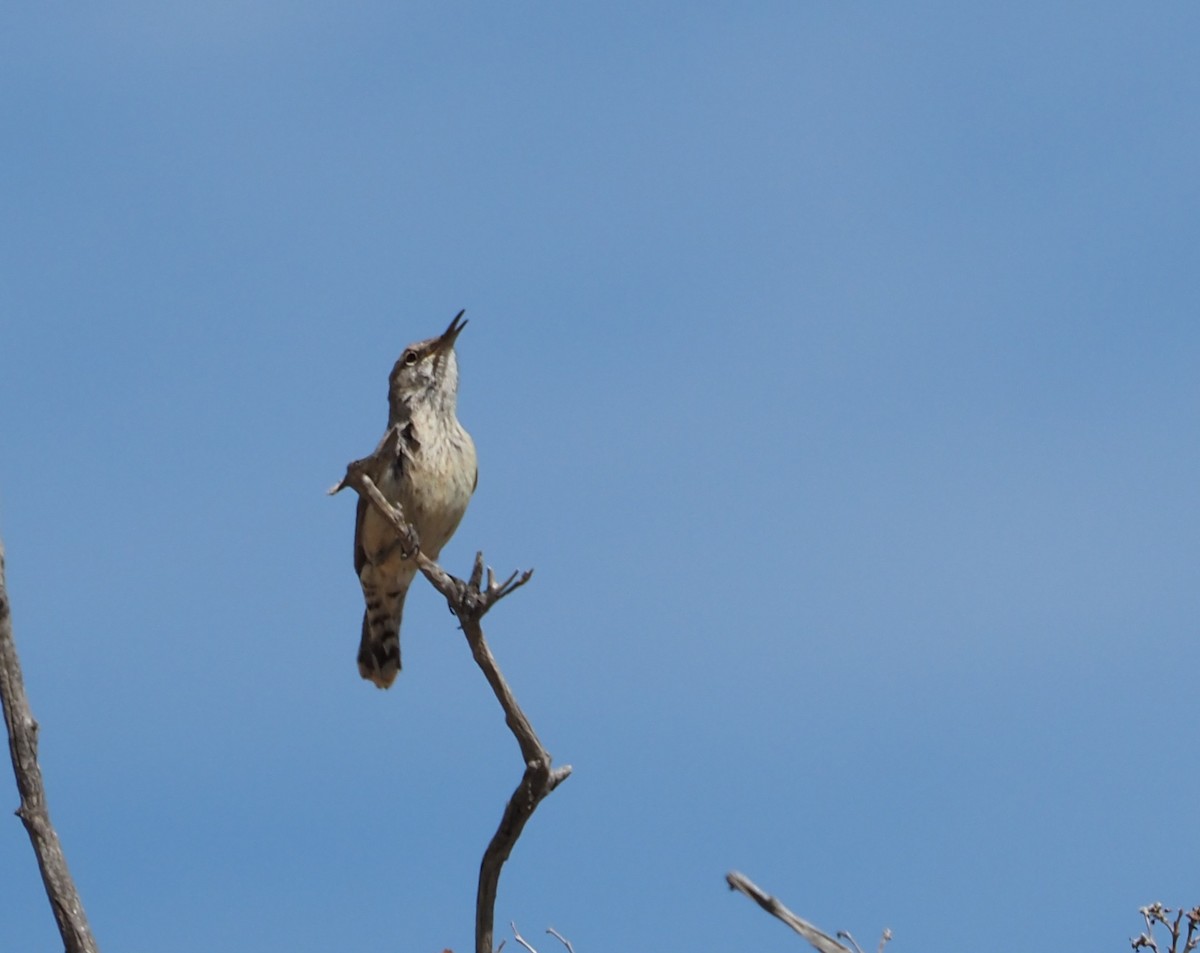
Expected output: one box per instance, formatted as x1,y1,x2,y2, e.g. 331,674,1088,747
546,927,575,953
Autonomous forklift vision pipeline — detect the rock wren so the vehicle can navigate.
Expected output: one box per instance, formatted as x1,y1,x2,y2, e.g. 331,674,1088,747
353,311,478,688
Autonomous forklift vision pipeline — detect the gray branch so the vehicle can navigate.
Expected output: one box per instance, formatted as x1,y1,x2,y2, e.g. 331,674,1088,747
726,870,856,953
0,536,100,953
333,450,570,953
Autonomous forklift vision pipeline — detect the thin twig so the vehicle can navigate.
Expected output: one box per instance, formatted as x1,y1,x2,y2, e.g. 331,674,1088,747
1137,905,1168,953
511,922,538,953
839,930,866,953
726,871,853,953
334,444,567,953
546,927,575,953
1187,907,1200,953
0,537,100,953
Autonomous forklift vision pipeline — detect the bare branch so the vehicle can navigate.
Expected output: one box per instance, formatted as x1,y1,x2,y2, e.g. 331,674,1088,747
838,930,866,953
842,928,892,953
461,597,568,953
0,537,100,953
335,444,568,953
725,871,855,953
1132,905,1200,953
329,428,421,559
328,422,402,498
511,922,539,953
1186,908,1200,953
546,927,575,953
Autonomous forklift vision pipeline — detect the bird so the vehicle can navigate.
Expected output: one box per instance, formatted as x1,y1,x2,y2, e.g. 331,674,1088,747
353,311,477,688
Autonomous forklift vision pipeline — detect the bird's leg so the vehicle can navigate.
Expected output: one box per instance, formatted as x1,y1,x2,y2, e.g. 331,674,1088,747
380,514,421,562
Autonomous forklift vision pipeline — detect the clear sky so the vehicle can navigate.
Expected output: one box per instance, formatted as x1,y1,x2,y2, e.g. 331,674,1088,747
2,4,1198,952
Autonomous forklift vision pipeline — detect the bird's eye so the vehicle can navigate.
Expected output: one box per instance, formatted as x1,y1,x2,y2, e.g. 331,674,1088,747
402,350,418,366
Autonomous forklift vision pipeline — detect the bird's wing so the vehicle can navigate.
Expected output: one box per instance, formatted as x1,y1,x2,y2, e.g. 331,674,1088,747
353,494,369,576
353,423,413,576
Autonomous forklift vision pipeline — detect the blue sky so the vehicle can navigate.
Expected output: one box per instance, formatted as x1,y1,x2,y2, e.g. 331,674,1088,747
2,4,1198,951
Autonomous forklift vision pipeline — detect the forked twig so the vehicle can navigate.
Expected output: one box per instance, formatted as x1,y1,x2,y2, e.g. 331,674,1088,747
511,922,539,953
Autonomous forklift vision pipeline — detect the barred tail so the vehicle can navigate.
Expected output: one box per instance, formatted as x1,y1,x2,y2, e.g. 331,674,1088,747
357,590,406,689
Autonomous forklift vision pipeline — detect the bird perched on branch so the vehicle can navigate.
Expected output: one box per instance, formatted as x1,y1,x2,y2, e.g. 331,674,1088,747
353,311,477,688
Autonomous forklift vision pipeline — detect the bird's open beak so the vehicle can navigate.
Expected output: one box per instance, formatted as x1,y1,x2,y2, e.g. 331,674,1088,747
433,310,468,353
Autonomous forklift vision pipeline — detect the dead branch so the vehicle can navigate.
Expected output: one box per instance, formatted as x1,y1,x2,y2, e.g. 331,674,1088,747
0,536,100,953
333,447,569,953
545,926,575,953
511,922,539,953
726,870,876,953
1134,904,1200,953
839,928,892,953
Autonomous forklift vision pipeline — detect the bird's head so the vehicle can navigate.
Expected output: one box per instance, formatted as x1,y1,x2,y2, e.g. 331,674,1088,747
388,310,467,420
